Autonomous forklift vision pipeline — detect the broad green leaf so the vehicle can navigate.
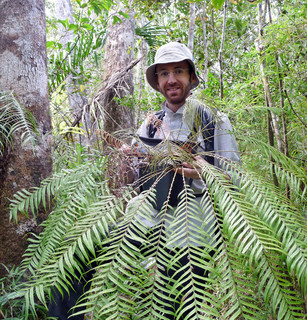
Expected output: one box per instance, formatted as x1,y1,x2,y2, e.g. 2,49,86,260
212,0,225,10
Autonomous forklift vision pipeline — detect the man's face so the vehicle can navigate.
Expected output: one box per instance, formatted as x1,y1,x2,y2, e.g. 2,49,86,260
156,60,197,109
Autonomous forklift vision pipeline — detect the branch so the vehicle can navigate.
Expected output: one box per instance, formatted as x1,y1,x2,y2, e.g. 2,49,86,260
55,57,143,148
284,90,307,128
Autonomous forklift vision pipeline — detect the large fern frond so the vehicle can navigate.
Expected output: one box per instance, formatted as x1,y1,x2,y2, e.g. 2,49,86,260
6,134,307,319
203,157,306,319
243,137,306,202
0,91,37,156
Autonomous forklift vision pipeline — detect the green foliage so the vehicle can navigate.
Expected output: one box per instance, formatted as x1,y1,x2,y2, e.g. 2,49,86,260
131,0,173,19
4,127,307,319
2,1,306,319
47,7,165,97
47,19,108,93
7,153,119,317
135,21,166,50
220,0,306,171
0,91,37,156
84,0,113,15
212,0,226,11
0,265,49,320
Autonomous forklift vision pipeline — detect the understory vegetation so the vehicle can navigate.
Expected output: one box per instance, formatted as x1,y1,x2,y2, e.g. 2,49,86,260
0,0,306,319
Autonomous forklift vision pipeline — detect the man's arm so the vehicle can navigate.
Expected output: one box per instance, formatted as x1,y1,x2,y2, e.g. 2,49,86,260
213,112,240,168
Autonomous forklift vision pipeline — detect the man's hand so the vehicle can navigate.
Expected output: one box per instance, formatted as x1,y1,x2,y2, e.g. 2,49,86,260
175,156,208,179
120,143,141,157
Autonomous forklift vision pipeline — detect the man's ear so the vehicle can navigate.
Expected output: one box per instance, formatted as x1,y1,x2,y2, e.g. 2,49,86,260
190,72,197,85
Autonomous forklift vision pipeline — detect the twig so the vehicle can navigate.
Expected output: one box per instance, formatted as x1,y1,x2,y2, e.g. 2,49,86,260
284,89,307,128
0,309,5,319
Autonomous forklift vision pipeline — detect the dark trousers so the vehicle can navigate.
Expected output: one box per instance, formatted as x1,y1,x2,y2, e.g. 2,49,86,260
48,229,211,320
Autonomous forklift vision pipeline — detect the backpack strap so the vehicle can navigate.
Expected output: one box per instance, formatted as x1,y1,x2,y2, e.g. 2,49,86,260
147,106,215,166
194,106,215,165
148,110,166,138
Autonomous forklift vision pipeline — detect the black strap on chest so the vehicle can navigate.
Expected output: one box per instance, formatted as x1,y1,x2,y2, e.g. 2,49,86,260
147,106,215,165
148,110,166,138
194,107,215,165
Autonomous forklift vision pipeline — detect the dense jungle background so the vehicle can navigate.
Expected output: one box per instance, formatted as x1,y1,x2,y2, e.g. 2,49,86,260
0,0,306,319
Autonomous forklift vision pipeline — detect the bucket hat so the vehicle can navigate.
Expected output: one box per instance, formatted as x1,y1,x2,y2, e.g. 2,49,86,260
146,42,200,92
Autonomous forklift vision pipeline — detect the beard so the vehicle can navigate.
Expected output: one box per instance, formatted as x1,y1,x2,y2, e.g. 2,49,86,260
162,82,192,107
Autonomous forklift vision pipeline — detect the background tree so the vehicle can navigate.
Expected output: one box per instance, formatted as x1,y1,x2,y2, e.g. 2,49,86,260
201,0,209,85
102,3,135,135
0,0,52,277
188,2,196,52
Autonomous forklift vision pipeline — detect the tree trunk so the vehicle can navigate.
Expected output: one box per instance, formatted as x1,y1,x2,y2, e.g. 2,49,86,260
211,8,218,56
201,0,208,85
53,0,75,45
256,1,284,153
136,37,147,128
103,6,135,136
218,0,227,100
188,2,196,52
266,0,289,158
0,0,52,276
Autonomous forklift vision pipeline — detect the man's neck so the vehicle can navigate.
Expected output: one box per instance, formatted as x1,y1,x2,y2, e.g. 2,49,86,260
165,101,185,113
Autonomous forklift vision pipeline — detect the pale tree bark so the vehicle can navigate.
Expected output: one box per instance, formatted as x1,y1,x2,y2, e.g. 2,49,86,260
211,8,218,56
201,0,208,85
103,5,135,136
256,1,284,153
136,37,147,128
53,0,74,45
0,0,52,276
188,2,196,52
266,0,288,157
218,0,227,100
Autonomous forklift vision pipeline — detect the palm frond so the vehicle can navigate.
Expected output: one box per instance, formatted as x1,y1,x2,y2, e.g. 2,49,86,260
5,133,307,319
135,21,166,48
207,155,306,319
243,137,306,201
0,91,37,156
48,26,107,93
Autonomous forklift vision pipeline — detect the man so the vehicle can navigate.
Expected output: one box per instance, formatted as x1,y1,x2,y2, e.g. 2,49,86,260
139,41,239,177
49,42,240,319
126,42,240,319
133,41,239,238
